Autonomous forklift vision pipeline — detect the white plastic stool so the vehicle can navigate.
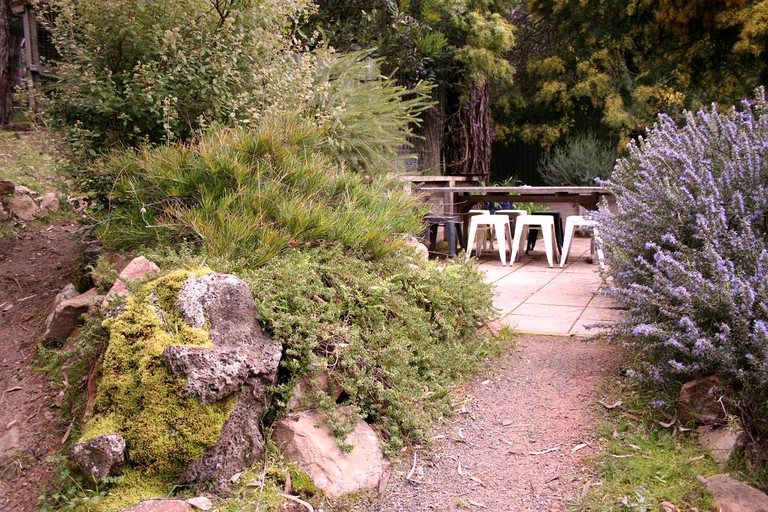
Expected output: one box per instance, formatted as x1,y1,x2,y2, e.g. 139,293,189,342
560,215,605,271
468,209,493,251
465,214,512,265
509,214,559,267
494,209,527,229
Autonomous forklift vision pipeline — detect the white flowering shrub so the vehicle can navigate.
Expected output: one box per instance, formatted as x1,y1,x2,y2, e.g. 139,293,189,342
594,88,768,440
40,0,313,150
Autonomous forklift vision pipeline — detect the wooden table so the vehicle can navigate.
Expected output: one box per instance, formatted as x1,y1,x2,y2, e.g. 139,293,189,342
416,186,611,214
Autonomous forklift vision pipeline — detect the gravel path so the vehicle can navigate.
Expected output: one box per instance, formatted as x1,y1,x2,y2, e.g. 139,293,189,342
373,335,623,512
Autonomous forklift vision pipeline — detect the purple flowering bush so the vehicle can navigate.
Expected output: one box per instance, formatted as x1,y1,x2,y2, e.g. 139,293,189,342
594,88,768,440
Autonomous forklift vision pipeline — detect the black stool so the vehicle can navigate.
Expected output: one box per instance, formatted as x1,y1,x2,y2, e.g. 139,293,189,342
422,214,464,257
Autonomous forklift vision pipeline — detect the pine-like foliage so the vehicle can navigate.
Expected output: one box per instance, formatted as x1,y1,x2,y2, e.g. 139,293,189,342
538,132,616,185
98,119,428,265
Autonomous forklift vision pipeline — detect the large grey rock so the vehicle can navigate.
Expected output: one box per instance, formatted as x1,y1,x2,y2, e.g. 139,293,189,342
43,286,98,343
70,434,126,480
176,273,266,346
7,194,38,221
698,426,747,464
172,273,283,484
272,409,390,498
164,344,281,403
705,474,768,512
677,375,726,425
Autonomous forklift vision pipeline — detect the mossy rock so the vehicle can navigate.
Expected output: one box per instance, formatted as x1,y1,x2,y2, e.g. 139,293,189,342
79,269,281,483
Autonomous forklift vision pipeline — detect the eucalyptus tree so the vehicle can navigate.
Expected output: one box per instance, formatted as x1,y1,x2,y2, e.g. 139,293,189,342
312,0,516,180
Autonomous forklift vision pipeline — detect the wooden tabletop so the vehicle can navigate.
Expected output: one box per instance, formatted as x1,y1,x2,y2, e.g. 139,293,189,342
417,185,608,194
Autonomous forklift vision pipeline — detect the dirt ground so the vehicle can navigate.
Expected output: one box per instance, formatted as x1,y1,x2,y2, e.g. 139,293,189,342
0,223,82,512
374,336,622,512
0,223,623,512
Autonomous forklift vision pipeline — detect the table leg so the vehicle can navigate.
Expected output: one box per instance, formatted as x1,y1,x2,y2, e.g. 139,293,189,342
429,224,438,252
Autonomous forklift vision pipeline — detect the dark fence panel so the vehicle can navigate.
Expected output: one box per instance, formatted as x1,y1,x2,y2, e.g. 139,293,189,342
490,140,544,185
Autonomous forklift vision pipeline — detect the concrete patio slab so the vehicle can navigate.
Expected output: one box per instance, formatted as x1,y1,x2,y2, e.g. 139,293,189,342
471,235,623,337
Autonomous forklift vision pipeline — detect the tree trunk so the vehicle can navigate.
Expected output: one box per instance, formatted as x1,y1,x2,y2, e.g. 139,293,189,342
412,87,445,173
442,80,493,183
0,0,12,124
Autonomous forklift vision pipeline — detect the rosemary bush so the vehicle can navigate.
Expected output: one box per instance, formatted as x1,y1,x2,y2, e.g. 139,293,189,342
594,88,768,444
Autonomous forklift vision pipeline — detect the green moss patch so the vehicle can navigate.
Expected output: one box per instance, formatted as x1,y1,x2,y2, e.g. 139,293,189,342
82,269,236,476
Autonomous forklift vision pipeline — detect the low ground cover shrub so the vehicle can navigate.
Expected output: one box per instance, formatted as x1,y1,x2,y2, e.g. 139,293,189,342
241,245,503,452
594,88,768,462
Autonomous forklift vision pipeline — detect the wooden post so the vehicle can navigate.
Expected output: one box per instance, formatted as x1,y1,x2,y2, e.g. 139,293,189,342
20,3,38,110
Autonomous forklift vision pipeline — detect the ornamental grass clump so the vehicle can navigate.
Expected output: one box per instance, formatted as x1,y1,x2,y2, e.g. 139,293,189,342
594,88,768,449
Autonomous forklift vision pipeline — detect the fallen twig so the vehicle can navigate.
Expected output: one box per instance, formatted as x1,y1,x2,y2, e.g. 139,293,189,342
279,493,314,512
406,451,418,482
571,443,589,453
61,422,73,445
529,446,560,455
0,386,22,405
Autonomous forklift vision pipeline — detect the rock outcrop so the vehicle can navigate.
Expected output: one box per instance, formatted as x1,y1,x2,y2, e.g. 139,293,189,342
0,180,73,223
0,179,14,195
7,194,38,221
272,408,389,498
677,375,726,425
103,256,161,304
697,426,747,464
171,273,283,484
705,474,768,512
69,434,126,480
43,287,100,344
73,270,282,488
40,192,60,213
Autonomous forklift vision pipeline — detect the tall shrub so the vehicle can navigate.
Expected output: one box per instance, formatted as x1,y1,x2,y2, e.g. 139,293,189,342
594,88,768,442
537,132,616,186
39,0,312,153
